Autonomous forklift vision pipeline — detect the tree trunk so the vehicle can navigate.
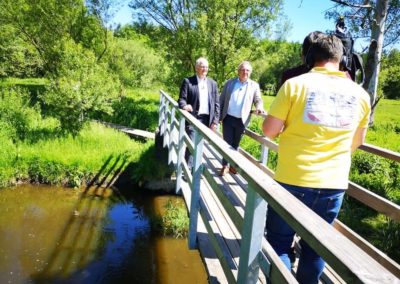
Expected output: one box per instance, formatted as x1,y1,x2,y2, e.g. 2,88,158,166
365,0,389,125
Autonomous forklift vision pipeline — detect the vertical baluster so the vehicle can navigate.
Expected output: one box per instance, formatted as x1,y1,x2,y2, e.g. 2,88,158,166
163,101,170,148
237,186,267,283
158,93,165,132
188,128,204,249
175,116,186,194
260,144,269,165
168,108,176,165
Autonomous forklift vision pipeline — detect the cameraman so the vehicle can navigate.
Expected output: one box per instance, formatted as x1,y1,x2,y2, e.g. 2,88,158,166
263,34,371,284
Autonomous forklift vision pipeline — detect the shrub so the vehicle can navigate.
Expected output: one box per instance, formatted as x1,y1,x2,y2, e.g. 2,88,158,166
41,39,121,135
107,38,167,88
0,87,42,141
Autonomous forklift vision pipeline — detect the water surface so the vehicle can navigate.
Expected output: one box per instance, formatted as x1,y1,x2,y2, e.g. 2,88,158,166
0,184,207,283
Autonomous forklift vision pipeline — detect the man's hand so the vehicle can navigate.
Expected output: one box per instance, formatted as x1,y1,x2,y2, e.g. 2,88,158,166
210,123,217,132
255,108,265,115
183,104,193,112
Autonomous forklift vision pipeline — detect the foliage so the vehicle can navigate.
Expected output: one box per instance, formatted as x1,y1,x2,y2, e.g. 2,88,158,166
379,49,400,99
107,38,167,88
129,0,285,85
100,88,160,132
0,0,85,73
252,40,302,91
0,24,43,78
0,0,119,75
0,87,42,141
40,40,121,135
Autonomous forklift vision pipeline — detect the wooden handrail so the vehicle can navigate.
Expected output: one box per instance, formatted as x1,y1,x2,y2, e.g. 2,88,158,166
158,90,398,283
359,143,400,162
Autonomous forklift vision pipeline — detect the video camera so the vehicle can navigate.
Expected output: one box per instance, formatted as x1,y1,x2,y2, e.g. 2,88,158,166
336,16,346,33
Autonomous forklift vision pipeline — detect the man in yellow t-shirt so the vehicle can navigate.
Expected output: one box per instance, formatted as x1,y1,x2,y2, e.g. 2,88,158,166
262,34,370,284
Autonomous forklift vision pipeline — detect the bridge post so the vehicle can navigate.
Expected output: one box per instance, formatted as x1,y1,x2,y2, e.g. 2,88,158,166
163,101,170,148
168,108,176,165
188,129,204,249
237,186,267,284
260,144,269,165
158,93,165,134
175,116,186,194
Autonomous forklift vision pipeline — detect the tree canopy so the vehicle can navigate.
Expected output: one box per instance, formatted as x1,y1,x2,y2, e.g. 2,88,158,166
129,0,285,85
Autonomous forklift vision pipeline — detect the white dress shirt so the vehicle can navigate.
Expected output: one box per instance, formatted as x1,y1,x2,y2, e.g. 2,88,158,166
197,76,209,115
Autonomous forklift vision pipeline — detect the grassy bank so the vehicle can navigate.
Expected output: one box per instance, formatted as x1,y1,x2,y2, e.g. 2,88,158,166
0,121,152,188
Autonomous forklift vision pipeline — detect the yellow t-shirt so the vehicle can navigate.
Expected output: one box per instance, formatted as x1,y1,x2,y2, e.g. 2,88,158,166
269,67,371,189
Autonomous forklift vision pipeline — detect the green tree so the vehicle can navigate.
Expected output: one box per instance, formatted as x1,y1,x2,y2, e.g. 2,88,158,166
0,24,43,77
379,49,400,99
107,37,167,87
129,0,284,85
252,40,302,93
41,40,121,134
0,0,84,73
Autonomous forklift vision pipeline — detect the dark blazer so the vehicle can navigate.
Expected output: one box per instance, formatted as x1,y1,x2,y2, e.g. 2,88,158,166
178,75,219,126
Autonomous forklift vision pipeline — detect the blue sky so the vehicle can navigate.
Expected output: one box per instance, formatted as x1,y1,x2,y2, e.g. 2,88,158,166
283,0,335,42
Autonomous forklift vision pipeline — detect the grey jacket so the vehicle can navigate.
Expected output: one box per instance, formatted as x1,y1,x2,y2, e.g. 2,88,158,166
220,78,263,126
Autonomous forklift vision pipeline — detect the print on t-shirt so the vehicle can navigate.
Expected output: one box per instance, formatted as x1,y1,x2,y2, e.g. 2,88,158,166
303,88,357,129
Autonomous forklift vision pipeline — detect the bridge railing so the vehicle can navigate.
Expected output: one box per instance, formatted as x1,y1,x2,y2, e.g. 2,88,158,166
158,89,398,283
242,126,400,278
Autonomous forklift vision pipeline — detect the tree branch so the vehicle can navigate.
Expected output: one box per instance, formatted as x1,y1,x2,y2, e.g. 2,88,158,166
330,0,372,9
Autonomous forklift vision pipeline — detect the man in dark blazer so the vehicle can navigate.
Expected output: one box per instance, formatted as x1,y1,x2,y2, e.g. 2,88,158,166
178,57,219,170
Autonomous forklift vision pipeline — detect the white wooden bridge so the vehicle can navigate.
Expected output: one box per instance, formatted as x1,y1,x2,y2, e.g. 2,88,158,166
157,90,400,284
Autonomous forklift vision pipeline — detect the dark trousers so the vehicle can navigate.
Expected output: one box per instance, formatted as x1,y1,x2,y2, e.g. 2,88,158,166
185,114,210,170
222,115,245,166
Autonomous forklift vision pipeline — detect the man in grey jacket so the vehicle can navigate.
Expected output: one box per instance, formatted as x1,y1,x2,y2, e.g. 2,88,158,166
219,61,264,176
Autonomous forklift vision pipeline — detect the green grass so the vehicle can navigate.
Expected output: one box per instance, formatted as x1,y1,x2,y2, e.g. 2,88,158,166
0,121,151,188
367,99,400,151
0,77,48,86
154,198,189,238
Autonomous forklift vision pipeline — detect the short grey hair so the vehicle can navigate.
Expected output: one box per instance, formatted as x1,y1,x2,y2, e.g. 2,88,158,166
196,57,209,67
237,61,252,72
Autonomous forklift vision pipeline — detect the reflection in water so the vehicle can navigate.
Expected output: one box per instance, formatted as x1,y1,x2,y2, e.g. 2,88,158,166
0,185,207,284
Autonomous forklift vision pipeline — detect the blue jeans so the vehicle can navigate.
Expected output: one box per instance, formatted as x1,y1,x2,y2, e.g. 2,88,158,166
265,182,345,284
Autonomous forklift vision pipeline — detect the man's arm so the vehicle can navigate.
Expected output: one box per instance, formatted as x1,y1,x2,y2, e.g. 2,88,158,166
253,83,264,113
351,127,367,152
178,78,193,112
262,115,285,139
